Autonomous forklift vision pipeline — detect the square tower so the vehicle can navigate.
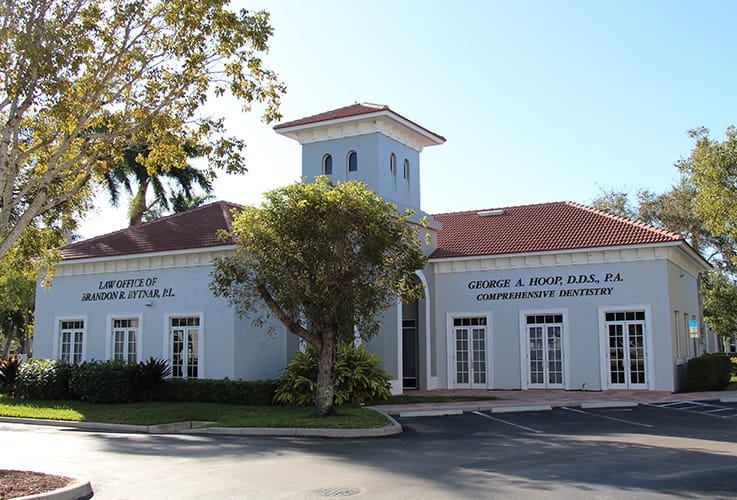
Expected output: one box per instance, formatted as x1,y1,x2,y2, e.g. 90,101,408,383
274,103,445,217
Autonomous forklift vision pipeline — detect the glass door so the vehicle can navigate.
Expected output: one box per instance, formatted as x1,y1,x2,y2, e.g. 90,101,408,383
453,317,487,388
526,314,564,389
605,311,647,389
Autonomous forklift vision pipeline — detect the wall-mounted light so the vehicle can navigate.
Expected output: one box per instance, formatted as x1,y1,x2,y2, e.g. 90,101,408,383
144,300,153,307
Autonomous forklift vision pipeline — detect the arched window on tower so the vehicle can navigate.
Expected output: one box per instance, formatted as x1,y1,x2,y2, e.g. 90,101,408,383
348,151,358,172
390,153,397,176
322,154,333,175
403,159,410,180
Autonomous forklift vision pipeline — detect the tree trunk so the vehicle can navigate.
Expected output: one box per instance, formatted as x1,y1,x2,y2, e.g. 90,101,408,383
1,328,11,359
128,181,149,226
314,332,337,417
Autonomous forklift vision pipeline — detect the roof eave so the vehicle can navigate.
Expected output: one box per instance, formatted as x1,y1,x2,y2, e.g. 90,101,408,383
429,240,710,269
58,243,238,265
274,109,445,148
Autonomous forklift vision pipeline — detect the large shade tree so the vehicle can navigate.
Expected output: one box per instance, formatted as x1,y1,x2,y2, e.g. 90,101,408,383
0,0,285,260
592,169,737,341
210,178,428,417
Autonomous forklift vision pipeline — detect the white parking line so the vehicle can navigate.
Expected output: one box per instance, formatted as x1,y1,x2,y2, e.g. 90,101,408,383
643,401,737,419
472,411,544,434
562,406,654,428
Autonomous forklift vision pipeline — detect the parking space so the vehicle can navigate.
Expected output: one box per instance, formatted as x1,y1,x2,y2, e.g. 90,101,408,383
397,400,737,441
392,402,737,498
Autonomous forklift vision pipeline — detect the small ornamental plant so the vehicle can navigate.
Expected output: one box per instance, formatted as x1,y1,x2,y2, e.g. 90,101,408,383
0,357,21,394
274,343,391,407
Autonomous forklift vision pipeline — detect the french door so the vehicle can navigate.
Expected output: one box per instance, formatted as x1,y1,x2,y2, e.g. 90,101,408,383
526,314,564,388
453,317,488,388
605,311,647,389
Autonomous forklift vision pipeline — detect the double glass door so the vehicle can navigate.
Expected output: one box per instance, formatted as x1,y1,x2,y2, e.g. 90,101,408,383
526,314,564,389
453,317,487,388
605,311,647,389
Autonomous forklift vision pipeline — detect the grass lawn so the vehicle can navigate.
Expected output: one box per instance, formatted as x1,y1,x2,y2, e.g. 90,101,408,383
0,394,390,428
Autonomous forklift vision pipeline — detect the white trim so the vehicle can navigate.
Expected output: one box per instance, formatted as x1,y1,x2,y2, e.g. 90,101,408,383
415,270,432,391
445,311,493,389
164,311,205,379
430,241,708,276
275,111,445,152
346,150,358,174
105,313,143,362
53,315,88,363
395,296,403,394
598,305,653,390
518,308,570,390
55,246,236,277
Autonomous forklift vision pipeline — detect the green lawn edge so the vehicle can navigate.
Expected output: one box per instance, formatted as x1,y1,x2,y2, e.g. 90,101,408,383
0,395,391,429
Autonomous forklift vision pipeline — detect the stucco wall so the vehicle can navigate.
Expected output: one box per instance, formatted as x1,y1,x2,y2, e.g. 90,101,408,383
428,257,690,391
34,262,274,380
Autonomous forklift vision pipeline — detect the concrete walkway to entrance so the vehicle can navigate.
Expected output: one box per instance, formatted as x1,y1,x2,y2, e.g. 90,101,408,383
369,388,737,416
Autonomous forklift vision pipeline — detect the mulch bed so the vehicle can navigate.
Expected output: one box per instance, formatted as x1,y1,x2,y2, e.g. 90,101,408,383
0,469,71,499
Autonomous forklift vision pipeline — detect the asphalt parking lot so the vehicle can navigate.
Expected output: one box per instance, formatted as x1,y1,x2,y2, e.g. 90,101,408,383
394,400,737,498
3,400,737,499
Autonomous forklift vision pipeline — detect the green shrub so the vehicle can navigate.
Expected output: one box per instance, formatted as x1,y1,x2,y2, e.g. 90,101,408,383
274,343,391,406
687,354,732,391
152,378,276,405
69,360,136,403
133,357,171,401
15,359,73,400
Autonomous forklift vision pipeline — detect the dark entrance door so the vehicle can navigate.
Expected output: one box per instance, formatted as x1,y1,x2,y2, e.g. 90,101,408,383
402,299,419,389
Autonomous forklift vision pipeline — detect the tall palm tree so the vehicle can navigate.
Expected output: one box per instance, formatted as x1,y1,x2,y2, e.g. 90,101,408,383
102,143,214,226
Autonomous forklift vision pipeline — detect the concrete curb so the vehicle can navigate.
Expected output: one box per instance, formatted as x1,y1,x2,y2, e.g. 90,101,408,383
0,409,402,439
399,409,463,417
580,401,638,409
13,474,92,500
491,404,552,413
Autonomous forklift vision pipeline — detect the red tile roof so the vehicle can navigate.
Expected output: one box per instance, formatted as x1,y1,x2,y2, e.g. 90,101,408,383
274,102,446,142
61,201,242,260
431,201,684,259
63,199,687,263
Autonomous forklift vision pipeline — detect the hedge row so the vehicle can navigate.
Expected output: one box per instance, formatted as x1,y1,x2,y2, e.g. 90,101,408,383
151,378,276,405
687,354,732,391
12,358,275,405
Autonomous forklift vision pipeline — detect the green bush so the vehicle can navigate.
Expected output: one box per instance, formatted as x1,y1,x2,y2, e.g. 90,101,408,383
687,354,732,391
274,343,391,406
15,359,74,400
152,378,276,405
69,360,137,403
133,357,172,401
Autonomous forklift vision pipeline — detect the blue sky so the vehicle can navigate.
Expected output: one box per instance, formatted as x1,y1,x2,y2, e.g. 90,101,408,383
79,0,737,237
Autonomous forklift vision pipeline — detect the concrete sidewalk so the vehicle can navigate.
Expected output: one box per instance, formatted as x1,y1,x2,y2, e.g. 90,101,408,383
368,388,737,416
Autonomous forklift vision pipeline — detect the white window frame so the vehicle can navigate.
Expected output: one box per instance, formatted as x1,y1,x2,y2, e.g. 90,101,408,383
106,314,143,363
53,315,88,364
598,305,653,390
322,153,333,175
347,150,358,173
446,311,492,389
164,312,204,379
518,308,570,390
